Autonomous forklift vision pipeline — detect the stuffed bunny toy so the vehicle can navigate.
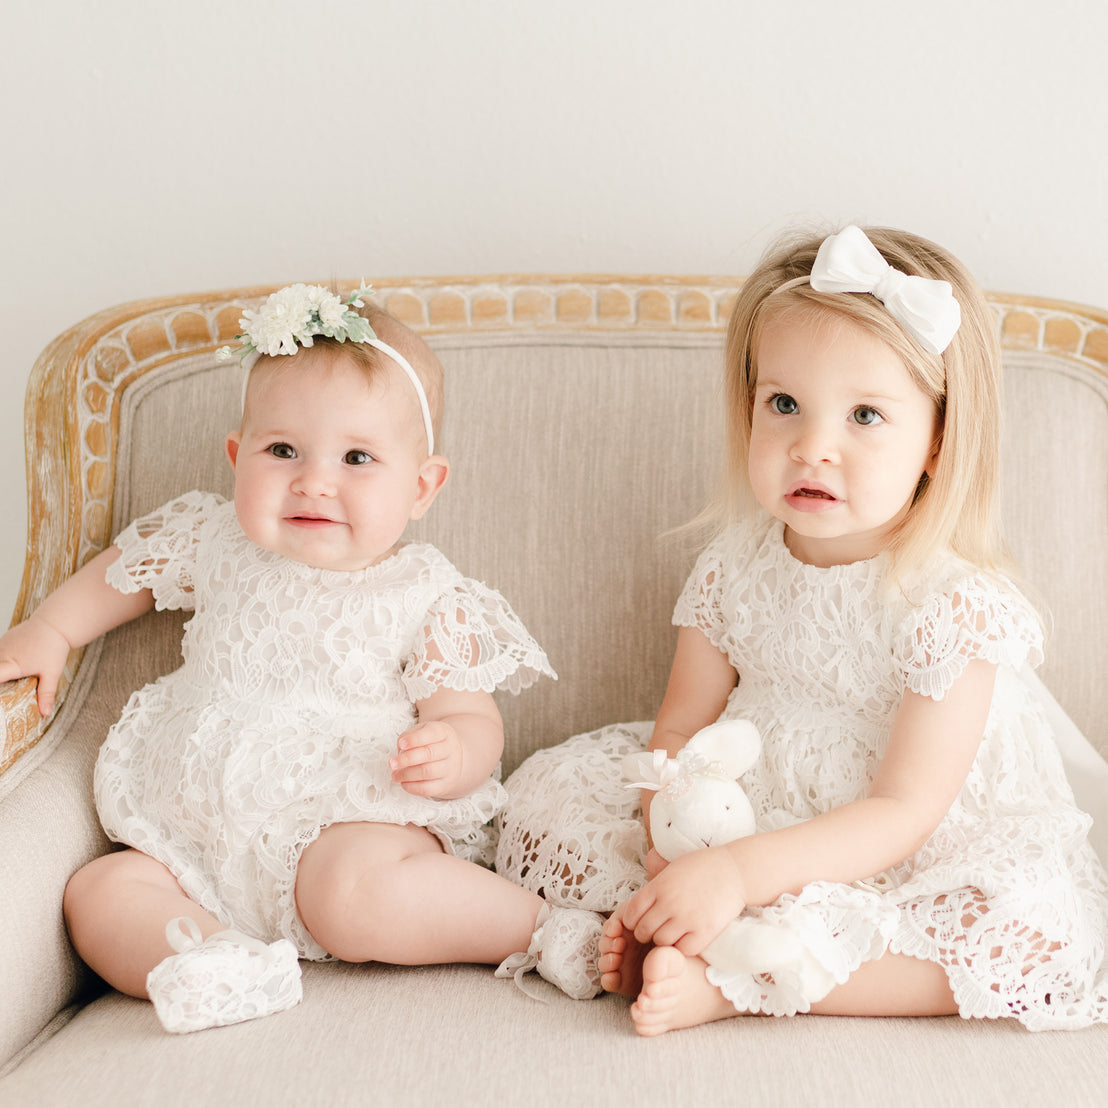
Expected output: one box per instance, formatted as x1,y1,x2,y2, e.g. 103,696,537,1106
623,719,760,860
623,719,838,1007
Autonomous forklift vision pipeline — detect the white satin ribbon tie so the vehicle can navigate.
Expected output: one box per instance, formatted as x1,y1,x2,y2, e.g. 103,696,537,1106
809,225,962,355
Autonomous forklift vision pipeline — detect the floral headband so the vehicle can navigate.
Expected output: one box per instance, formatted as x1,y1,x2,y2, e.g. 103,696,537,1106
807,225,962,355
217,283,436,454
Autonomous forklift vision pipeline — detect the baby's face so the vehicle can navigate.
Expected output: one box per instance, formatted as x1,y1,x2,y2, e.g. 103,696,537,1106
226,349,446,571
747,308,939,567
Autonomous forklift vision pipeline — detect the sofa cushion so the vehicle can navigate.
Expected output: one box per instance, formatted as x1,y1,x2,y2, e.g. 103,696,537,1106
2,960,1107,1105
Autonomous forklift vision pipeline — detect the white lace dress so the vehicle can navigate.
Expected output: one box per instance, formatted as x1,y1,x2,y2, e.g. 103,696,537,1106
95,491,554,959
497,515,1108,1028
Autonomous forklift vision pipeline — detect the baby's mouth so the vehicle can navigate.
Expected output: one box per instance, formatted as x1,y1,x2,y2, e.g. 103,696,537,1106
287,514,338,526
793,488,836,500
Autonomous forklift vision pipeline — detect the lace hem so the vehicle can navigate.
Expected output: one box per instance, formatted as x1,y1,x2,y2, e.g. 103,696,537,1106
497,722,651,911
704,882,898,1016
403,580,556,699
402,644,554,700
890,887,1108,1030
899,577,1043,701
671,534,731,653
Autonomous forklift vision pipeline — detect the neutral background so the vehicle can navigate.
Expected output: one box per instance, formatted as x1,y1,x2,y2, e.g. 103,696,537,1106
2,0,1106,621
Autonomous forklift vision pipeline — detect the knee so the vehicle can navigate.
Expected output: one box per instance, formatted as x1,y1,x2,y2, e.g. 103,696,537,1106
63,852,119,927
295,852,377,961
296,823,445,960
62,850,170,932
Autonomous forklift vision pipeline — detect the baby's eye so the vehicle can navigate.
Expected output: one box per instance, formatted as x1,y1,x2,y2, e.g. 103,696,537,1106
769,394,798,415
851,406,884,426
344,450,373,466
267,443,296,460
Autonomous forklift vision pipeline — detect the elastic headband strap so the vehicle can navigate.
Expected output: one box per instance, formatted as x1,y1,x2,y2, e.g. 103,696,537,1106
366,338,435,455
221,283,436,454
237,338,436,455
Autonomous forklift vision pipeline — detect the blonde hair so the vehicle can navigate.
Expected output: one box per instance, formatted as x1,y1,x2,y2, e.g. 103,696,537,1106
715,225,1012,586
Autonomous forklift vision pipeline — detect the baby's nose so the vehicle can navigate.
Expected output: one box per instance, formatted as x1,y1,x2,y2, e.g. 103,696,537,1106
291,459,337,496
790,421,840,465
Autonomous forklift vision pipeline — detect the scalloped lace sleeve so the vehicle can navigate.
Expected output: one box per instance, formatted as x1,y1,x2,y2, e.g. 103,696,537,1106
402,580,557,701
671,530,734,652
105,490,224,611
898,574,1044,701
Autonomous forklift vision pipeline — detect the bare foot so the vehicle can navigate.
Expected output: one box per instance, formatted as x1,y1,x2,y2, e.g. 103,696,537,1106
598,907,650,997
630,946,737,1037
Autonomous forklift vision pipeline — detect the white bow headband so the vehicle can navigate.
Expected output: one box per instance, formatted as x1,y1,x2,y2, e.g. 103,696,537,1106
808,225,962,355
218,283,436,454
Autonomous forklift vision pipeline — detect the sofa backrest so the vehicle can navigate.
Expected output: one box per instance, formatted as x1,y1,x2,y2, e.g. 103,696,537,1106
5,280,1107,777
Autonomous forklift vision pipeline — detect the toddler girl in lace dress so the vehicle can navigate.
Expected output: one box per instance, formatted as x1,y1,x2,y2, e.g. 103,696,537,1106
0,285,603,1032
497,226,1108,1035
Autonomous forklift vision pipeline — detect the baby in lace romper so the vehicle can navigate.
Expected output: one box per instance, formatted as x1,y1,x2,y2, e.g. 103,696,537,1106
497,226,1108,1035
0,285,604,1033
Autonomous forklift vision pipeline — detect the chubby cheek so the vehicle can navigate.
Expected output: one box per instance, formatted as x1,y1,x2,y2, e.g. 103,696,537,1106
745,432,778,507
231,472,275,546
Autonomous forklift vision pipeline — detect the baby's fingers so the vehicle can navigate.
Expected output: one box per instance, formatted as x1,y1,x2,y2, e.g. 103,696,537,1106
390,745,444,780
35,675,59,716
0,660,54,717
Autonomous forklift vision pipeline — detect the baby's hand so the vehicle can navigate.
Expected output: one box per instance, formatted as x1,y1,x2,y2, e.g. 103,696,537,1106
620,846,747,958
644,847,669,880
0,615,73,716
390,721,465,799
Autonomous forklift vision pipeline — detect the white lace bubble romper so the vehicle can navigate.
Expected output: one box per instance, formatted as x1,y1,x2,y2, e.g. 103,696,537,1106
95,491,554,960
497,515,1108,1028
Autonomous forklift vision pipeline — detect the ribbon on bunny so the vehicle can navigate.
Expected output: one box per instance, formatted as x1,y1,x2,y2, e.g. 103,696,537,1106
625,747,728,797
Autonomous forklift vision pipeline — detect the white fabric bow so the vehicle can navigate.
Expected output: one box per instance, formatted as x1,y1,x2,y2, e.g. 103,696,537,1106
809,225,962,355
624,747,723,794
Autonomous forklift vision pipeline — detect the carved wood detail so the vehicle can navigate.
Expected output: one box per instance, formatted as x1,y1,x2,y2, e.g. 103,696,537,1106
3,279,1107,774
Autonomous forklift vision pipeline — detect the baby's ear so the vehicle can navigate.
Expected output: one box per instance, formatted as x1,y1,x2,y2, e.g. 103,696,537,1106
687,720,761,778
410,455,450,520
225,432,241,469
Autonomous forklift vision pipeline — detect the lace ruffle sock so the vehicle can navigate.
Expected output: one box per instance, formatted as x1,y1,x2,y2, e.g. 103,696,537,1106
495,905,604,1000
146,917,303,1033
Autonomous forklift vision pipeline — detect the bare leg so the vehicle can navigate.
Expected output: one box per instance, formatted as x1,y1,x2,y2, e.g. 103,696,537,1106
63,849,226,998
629,945,958,1037
810,951,957,1017
295,821,544,964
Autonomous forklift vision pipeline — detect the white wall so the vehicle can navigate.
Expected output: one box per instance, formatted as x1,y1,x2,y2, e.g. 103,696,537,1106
3,0,1107,620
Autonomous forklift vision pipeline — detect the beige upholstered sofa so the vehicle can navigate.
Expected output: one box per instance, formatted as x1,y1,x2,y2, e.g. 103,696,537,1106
2,277,1106,1106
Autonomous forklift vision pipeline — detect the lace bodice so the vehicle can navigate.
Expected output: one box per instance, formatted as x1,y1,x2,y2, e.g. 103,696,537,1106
106,491,553,714
96,491,554,958
673,517,1057,830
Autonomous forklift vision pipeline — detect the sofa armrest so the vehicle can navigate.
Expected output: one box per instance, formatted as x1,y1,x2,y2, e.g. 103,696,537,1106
1,678,45,777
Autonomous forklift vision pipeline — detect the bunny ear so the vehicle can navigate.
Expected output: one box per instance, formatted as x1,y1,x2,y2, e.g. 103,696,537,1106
685,720,761,779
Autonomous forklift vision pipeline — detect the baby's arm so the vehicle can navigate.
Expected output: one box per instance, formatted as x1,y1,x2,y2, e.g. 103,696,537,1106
726,659,997,899
0,547,154,714
624,656,998,955
390,686,504,800
641,625,738,859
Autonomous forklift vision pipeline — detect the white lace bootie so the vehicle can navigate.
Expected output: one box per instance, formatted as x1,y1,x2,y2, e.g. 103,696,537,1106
146,917,303,1033
495,905,604,1000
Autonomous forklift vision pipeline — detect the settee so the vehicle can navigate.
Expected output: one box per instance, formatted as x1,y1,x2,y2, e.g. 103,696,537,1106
1,275,1106,1106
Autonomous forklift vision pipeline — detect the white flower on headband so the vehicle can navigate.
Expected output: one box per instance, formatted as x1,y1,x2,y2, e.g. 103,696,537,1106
216,283,375,363
216,280,438,455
